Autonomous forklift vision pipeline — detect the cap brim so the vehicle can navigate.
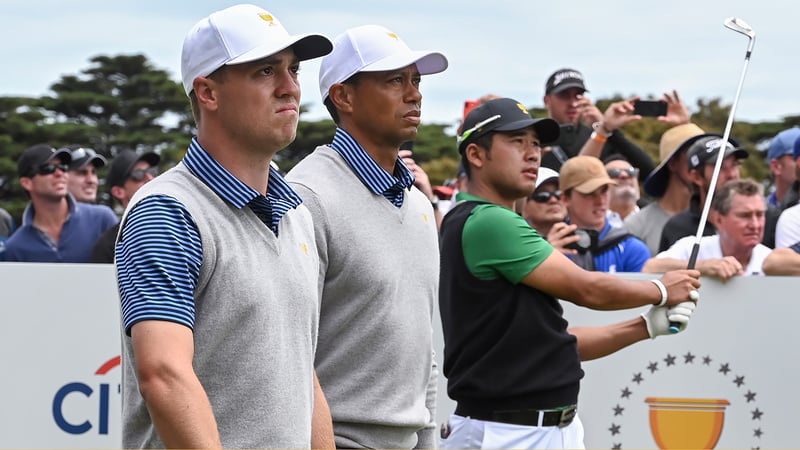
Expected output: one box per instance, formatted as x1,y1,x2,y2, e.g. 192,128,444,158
71,155,107,170
549,82,588,95
495,117,560,145
535,175,559,189
643,167,669,197
727,148,749,160
533,118,560,145
138,153,161,167
460,117,561,154
574,177,617,194
52,148,72,165
360,50,448,75
229,33,333,65
644,133,712,197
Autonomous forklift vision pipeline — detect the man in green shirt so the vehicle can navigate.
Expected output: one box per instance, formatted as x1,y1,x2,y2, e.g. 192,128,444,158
439,97,701,449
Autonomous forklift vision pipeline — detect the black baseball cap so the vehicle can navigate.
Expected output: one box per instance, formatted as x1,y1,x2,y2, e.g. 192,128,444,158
67,147,107,170
457,97,559,153
545,68,588,95
106,149,161,188
17,144,71,178
686,134,748,171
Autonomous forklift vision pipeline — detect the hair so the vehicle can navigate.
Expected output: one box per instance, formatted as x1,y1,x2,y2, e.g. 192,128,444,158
323,72,361,125
188,67,228,126
711,178,765,215
459,132,495,179
602,153,630,165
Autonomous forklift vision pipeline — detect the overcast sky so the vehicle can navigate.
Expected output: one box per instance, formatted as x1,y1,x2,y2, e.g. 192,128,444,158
3,0,796,130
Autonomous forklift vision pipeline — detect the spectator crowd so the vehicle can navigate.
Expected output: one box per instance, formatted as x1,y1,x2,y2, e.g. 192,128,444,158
1,5,799,450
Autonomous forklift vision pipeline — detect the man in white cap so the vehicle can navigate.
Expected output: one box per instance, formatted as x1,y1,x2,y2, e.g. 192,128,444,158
522,166,580,254
114,5,333,448
286,24,447,448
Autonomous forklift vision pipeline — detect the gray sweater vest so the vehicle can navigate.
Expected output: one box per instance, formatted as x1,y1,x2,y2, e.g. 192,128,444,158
119,163,320,448
287,146,440,449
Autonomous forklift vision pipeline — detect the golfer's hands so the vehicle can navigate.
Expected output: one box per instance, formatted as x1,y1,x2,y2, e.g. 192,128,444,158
658,269,702,307
697,256,744,281
642,301,697,338
546,222,579,256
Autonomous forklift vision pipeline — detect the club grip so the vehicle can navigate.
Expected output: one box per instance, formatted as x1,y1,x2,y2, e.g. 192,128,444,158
669,243,701,333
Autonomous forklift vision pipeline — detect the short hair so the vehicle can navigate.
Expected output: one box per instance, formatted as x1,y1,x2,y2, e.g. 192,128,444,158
323,72,361,125
187,67,228,126
460,132,495,179
711,178,765,215
602,153,630,165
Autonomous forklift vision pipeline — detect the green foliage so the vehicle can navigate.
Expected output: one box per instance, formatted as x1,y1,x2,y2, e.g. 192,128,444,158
0,54,192,222
0,53,796,224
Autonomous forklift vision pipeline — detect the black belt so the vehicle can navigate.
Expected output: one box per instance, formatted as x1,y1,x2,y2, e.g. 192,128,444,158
455,404,577,428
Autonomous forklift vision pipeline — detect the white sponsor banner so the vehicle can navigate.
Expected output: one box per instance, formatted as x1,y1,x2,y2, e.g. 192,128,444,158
433,274,800,449
2,263,798,449
0,263,121,448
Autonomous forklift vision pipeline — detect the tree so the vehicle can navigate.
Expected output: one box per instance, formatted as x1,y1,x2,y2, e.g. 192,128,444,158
38,54,192,163
1,54,796,224
0,54,192,221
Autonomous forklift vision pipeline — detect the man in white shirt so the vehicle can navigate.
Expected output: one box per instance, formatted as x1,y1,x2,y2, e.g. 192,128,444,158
643,178,770,279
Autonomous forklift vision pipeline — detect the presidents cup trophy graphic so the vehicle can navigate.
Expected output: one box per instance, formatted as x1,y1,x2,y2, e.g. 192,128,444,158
644,397,730,449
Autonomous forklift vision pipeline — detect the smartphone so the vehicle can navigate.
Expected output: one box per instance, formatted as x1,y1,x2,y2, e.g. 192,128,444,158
633,100,667,117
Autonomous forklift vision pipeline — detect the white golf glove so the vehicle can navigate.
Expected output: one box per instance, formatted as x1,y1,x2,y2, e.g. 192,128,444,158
642,301,697,339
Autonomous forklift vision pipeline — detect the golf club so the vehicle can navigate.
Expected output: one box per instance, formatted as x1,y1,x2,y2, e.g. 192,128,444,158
669,17,755,333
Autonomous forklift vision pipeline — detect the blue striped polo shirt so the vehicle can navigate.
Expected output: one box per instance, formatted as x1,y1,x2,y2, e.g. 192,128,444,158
116,138,302,334
329,128,415,207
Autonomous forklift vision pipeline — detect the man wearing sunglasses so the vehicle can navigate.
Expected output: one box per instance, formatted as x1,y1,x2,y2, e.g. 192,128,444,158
439,97,700,449
5,144,118,262
522,167,579,255
66,147,107,203
90,149,160,263
604,155,642,228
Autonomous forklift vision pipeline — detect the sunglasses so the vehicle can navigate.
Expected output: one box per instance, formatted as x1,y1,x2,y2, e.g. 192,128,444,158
530,190,562,203
607,167,640,179
128,166,159,182
36,163,69,176
458,114,501,146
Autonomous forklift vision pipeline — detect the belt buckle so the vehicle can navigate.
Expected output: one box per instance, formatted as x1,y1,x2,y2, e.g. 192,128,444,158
557,405,577,428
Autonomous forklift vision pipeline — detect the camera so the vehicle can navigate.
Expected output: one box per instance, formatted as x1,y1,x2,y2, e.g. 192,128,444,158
565,228,598,253
633,100,667,117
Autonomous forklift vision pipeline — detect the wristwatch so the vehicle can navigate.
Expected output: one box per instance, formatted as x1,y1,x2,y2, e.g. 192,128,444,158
591,121,612,138
430,197,440,210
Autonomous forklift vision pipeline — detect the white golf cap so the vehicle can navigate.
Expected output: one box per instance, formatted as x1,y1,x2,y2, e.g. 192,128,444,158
181,4,333,95
318,24,448,101
535,167,560,189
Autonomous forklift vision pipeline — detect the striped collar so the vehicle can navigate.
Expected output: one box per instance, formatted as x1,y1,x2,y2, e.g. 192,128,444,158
329,128,415,207
183,138,301,234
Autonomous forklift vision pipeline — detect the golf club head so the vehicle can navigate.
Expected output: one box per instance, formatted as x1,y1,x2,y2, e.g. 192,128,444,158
724,17,755,39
